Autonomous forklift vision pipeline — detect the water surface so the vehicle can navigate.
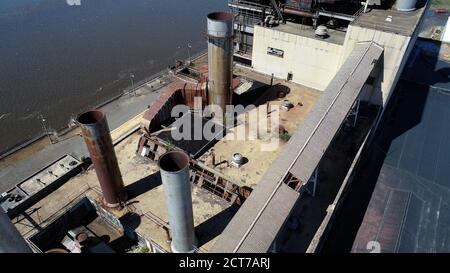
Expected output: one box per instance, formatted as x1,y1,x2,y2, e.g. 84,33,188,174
0,0,227,153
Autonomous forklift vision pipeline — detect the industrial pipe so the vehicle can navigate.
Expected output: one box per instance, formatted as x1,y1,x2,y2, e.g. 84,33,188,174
158,151,197,253
207,12,235,123
282,6,318,18
77,110,127,208
0,209,32,253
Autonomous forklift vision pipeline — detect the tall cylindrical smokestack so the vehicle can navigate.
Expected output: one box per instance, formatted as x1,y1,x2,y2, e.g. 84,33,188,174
0,209,32,253
77,110,127,208
207,12,234,123
158,151,197,253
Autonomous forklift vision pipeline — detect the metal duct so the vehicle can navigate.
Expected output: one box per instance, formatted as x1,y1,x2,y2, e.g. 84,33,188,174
77,110,127,208
158,151,197,253
0,209,32,253
207,12,234,123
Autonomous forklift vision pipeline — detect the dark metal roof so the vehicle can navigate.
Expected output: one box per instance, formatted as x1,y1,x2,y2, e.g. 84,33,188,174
157,111,225,159
352,40,450,253
211,42,383,253
353,84,450,253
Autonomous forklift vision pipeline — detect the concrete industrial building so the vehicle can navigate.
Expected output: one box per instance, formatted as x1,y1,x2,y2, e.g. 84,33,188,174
211,0,429,253
0,0,438,254
245,1,428,107
252,23,346,91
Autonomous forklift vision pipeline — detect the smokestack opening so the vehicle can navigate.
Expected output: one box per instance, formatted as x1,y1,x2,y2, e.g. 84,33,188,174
77,110,105,125
207,12,234,22
158,151,190,173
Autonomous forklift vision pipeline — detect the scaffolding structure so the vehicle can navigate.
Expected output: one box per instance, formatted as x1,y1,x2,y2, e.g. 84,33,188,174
229,1,272,56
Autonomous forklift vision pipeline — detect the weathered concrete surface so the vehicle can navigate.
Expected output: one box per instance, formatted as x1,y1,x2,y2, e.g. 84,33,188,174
251,23,345,91
198,75,321,188
13,132,233,253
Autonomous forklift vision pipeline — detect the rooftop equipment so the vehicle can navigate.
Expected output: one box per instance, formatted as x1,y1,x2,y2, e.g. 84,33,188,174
281,99,294,111
77,110,127,208
231,153,245,167
315,25,329,38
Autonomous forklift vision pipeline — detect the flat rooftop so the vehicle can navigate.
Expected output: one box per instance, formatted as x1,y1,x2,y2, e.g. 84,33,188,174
198,77,321,188
351,2,428,36
12,132,237,253
269,22,346,45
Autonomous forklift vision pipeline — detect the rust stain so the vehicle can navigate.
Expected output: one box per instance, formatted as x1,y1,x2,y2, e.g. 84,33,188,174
78,110,127,207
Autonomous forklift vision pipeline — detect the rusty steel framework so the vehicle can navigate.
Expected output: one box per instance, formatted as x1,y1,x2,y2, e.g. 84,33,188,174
77,110,127,208
190,161,252,205
283,172,303,192
228,0,362,45
139,136,251,206
138,137,168,161
229,1,267,55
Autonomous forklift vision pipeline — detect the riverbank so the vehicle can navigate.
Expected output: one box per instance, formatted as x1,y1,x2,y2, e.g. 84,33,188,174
0,52,206,192
1,50,207,160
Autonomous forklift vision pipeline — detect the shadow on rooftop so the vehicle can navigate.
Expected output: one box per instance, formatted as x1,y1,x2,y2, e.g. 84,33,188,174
125,172,162,200
319,38,445,251
195,204,239,248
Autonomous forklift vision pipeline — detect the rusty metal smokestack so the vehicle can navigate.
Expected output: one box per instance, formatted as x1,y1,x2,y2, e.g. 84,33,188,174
207,12,234,123
77,110,127,208
0,209,32,253
158,151,197,253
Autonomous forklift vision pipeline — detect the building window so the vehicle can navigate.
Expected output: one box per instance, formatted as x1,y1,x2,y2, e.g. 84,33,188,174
267,47,284,58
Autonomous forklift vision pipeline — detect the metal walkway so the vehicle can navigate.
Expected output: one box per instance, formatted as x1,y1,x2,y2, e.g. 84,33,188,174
211,42,384,253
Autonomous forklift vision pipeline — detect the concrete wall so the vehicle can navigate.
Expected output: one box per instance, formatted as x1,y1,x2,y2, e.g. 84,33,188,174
252,25,344,91
251,17,423,105
340,26,412,106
